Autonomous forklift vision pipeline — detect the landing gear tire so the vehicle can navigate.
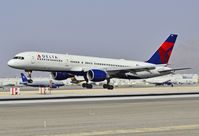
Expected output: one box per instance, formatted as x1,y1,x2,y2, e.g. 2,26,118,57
103,84,108,89
82,83,86,88
87,84,93,89
103,84,114,90
82,83,93,89
107,85,114,90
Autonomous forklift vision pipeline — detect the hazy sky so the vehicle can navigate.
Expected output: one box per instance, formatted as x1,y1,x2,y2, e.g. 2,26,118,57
0,0,199,77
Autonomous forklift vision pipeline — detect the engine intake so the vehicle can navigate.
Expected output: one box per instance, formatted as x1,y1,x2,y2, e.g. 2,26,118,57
87,69,107,82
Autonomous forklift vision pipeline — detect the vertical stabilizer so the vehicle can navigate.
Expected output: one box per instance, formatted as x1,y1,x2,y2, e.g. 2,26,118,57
21,73,28,83
147,34,177,64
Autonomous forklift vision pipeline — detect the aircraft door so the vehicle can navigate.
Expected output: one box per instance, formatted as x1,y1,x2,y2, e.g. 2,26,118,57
65,59,69,66
31,56,36,65
65,54,71,69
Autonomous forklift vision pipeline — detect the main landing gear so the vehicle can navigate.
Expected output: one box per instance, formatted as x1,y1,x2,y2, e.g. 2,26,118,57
82,83,93,89
82,75,114,90
103,84,114,90
82,75,93,89
103,79,114,90
82,83,114,90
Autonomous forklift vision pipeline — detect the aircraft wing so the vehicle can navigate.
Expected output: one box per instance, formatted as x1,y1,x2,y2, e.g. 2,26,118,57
104,65,156,74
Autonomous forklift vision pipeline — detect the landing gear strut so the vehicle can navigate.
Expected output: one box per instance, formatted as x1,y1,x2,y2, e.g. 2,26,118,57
82,74,93,89
25,70,33,83
103,78,114,90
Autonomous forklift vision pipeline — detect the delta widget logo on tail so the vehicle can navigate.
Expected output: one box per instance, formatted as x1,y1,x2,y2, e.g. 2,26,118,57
147,34,177,64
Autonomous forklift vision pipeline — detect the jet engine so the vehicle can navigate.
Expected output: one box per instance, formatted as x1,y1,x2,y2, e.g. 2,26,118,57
87,69,107,82
51,72,72,80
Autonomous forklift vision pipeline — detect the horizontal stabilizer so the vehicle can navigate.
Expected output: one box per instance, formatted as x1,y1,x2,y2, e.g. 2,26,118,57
159,68,191,73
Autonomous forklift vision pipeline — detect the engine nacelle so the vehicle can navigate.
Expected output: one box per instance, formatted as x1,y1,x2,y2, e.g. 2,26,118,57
51,72,72,80
87,69,107,82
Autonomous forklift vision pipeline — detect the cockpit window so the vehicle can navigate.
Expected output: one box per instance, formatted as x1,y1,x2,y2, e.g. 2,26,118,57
13,56,24,60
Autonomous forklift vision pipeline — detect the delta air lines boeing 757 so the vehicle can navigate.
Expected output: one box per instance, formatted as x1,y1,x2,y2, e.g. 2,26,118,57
8,34,189,89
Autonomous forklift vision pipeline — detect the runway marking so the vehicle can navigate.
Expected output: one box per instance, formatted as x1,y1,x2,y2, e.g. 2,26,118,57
42,124,199,136
2,94,199,105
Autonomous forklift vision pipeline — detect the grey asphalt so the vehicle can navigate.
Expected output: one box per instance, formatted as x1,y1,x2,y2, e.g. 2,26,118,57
0,97,199,136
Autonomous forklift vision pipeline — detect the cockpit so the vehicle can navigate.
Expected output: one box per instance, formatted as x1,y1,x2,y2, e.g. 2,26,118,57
8,52,30,70
13,56,24,60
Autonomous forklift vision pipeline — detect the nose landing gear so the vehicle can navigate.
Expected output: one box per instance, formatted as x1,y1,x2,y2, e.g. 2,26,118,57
25,70,33,83
27,71,32,78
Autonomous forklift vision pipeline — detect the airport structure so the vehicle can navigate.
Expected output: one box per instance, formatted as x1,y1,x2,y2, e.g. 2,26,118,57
107,74,198,87
0,76,69,89
0,74,198,89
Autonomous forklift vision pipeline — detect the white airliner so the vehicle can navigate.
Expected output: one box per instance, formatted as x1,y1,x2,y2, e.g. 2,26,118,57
144,79,173,87
8,34,189,89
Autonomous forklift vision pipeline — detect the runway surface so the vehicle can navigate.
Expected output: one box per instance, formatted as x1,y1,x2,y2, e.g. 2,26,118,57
0,96,199,136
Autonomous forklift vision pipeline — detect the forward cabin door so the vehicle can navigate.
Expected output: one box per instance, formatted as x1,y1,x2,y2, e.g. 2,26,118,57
30,55,41,70
65,54,71,70
31,56,36,65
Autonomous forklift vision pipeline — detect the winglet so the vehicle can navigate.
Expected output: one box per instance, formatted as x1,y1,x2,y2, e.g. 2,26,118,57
147,34,178,64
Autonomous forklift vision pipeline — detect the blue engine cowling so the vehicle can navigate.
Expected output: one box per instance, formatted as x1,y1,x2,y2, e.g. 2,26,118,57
87,69,107,82
51,72,72,80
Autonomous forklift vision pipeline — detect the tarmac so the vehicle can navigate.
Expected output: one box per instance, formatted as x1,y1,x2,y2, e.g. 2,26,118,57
0,95,199,136
0,85,199,136
1,85,199,98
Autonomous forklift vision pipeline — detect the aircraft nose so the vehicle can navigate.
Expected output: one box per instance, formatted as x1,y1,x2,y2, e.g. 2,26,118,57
8,59,15,67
